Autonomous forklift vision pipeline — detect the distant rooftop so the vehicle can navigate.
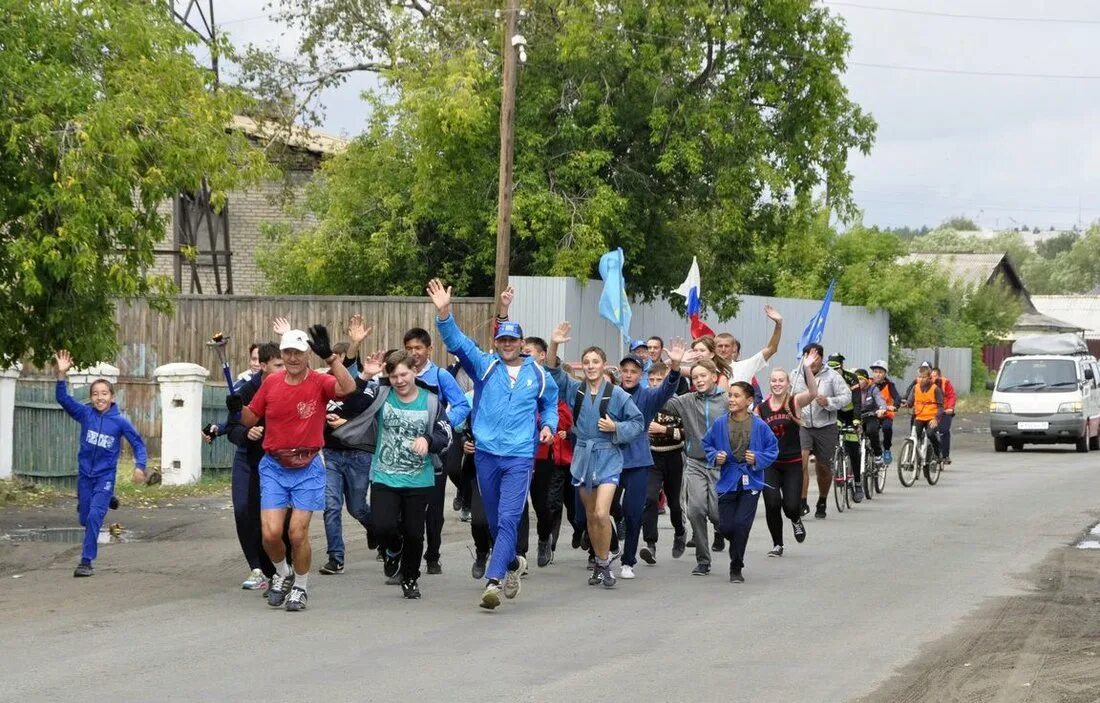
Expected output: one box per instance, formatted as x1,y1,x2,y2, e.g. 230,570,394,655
231,115,348,156
899,252,1008,289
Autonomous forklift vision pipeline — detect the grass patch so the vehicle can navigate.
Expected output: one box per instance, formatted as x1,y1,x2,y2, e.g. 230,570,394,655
955,389,992,414
114,458,231,507
0,479,64,507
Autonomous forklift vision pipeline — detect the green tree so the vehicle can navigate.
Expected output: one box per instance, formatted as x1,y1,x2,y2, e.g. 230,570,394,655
0,0,269,366
245,0,876,316
1035,231,1077,259
941,216,979,231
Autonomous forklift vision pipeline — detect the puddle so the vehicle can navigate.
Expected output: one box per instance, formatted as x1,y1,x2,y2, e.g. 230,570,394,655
2,526,140,544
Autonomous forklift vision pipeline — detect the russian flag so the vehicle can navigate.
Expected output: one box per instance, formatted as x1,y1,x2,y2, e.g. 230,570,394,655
673,256,715,339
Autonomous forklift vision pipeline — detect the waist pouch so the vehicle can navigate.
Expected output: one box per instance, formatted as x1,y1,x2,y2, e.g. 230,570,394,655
270,447,321,470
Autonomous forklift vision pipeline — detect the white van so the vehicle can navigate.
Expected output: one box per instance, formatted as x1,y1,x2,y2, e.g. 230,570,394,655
989,334,1100,452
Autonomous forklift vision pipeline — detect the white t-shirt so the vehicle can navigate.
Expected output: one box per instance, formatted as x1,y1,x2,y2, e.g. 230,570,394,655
506,364,521,386
729,351,767,384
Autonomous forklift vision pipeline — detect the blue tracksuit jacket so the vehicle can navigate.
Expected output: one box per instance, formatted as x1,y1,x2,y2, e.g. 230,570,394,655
701,413,779,494
56,381,147,477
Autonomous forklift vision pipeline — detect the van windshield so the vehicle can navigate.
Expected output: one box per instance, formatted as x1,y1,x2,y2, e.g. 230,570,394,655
996,358,1078,392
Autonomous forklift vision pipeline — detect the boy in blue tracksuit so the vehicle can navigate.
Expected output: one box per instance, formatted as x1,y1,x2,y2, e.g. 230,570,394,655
428,279,558,610
54,350,147,578
702,381,779,583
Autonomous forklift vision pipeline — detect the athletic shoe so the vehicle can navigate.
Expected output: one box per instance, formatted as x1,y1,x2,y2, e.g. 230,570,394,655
639,543,657,565
691,563,710,576
471,553,487,580
581,531,591,551
383,549,401,578
242,568,267,589
284,586,307,612
385,572,402,586
375,548,385,562
571,530,583,550
503,556,525,599
800,499,810,516
686,536,696,548
267,573,294,607
767,545,784,558
814,500,827,519
108,496,119,510
712,534,725,552
793,519,807,543
480,583,502,610
883,450,893,465
460,508,472,523
401,579,421,599
602,564,617,589
319,559,344,575
537,540,553,567
73,563,94,578
944,457,952,465
588,566,604,586
620,564,636,579
426,561,442,575
671,534,686,559
587,553,596,566
452,495,463,512
520,558,530,577
729,567,745,584
853,484,864,503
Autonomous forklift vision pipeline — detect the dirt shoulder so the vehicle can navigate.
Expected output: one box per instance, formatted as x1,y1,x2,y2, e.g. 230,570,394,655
860,544,1100,703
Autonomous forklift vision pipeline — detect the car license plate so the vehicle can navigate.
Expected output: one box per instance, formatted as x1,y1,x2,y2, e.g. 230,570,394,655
1017,421,1049,430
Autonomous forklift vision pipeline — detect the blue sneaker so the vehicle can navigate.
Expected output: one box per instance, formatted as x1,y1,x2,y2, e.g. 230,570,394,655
883,450,893,465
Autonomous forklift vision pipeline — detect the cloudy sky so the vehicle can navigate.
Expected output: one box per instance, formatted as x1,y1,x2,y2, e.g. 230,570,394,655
208,0,1100,231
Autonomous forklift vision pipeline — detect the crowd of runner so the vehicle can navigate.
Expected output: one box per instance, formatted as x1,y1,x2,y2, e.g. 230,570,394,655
54,281,958,611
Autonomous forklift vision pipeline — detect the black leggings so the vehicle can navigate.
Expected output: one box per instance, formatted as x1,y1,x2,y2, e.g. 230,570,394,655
915,420,942,457
371,483,432,581
764,459,803,547
643,450,685,544
531,459,569,543
467,451,530,558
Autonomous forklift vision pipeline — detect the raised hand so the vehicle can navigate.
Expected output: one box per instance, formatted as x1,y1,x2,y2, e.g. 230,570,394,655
499,286,515,313
803,346,821,367
272,317,290,336
764,304,783,324
54,350,73,378
426,278,452,315
360,351,385,378
307,324,334,361
346,314,372,343
551,322,573,345
665,336,701,368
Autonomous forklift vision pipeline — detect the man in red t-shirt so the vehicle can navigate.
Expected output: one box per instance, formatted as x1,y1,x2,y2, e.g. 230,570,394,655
230,325,356,612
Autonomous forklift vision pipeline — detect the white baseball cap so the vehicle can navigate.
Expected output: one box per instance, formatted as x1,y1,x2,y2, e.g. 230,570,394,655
280,329,310,352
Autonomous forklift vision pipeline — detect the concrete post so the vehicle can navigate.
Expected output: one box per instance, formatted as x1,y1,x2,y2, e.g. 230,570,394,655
154,363,209,486
67,362,120,389
0,364,22,480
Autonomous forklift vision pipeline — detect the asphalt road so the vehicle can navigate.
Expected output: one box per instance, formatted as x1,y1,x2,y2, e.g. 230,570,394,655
2,431,1099,703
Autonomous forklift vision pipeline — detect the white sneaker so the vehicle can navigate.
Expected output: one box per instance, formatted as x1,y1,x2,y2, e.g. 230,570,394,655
241,568,266,590
620,564,636,579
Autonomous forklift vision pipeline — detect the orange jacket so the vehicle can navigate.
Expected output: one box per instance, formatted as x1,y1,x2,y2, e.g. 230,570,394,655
908,381,944,423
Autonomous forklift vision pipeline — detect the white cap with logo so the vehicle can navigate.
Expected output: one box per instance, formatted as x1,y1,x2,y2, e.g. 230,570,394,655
280,329,310,352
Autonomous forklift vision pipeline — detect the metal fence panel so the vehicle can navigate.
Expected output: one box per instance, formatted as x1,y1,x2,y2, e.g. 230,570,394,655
201,385,237,470
898,347,973,394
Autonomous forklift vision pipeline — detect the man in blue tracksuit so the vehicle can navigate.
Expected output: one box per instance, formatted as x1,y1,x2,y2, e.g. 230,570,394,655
427,278,558,610
54,350,147,578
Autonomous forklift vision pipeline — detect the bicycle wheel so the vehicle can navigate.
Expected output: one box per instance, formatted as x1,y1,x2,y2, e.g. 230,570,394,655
924,450,943,485
833,445,847,513
875,456,887,494
861,446,874,501
897,439,918,487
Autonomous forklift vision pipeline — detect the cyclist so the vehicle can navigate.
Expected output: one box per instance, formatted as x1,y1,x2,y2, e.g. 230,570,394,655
930,367,957,464
869,360,900,465
828,354,865,503
902,362,945,462
854,369,886,471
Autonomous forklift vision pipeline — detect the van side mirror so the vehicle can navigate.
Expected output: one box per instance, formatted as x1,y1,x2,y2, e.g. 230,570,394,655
1086,367,1095,382
985,379,996,391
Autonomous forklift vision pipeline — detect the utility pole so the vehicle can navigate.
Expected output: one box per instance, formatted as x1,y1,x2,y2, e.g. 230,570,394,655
493,0,521,302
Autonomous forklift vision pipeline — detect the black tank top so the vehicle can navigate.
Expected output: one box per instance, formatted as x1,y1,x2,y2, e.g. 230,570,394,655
757,396,802,463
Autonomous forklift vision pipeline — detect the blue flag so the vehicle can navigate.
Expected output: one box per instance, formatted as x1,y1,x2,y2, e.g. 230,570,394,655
796,279,836,358
598,248,632,342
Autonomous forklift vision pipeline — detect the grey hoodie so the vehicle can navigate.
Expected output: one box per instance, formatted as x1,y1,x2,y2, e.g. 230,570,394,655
664,387,727,460
790,365,852,429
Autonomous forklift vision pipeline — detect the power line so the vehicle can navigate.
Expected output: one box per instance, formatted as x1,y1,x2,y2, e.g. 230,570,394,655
824,1,1100,25
848,60,1100,80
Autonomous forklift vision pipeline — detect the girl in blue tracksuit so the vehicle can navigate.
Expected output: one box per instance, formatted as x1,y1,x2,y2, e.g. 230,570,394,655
702,381,778,583
548,340,644,589
54,351,147,578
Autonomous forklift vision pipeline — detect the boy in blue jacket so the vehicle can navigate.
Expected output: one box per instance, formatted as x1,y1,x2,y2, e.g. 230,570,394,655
427,278,558,610
702,381,778,583
54,350,147,578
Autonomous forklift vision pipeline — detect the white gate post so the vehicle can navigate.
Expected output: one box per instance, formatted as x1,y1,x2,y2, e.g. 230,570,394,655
154,363,209,486
0,364,22,480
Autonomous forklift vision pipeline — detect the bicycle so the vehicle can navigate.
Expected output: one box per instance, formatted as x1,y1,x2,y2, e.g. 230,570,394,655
831,429,855,512
897,418,943,487
858,419,886,497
